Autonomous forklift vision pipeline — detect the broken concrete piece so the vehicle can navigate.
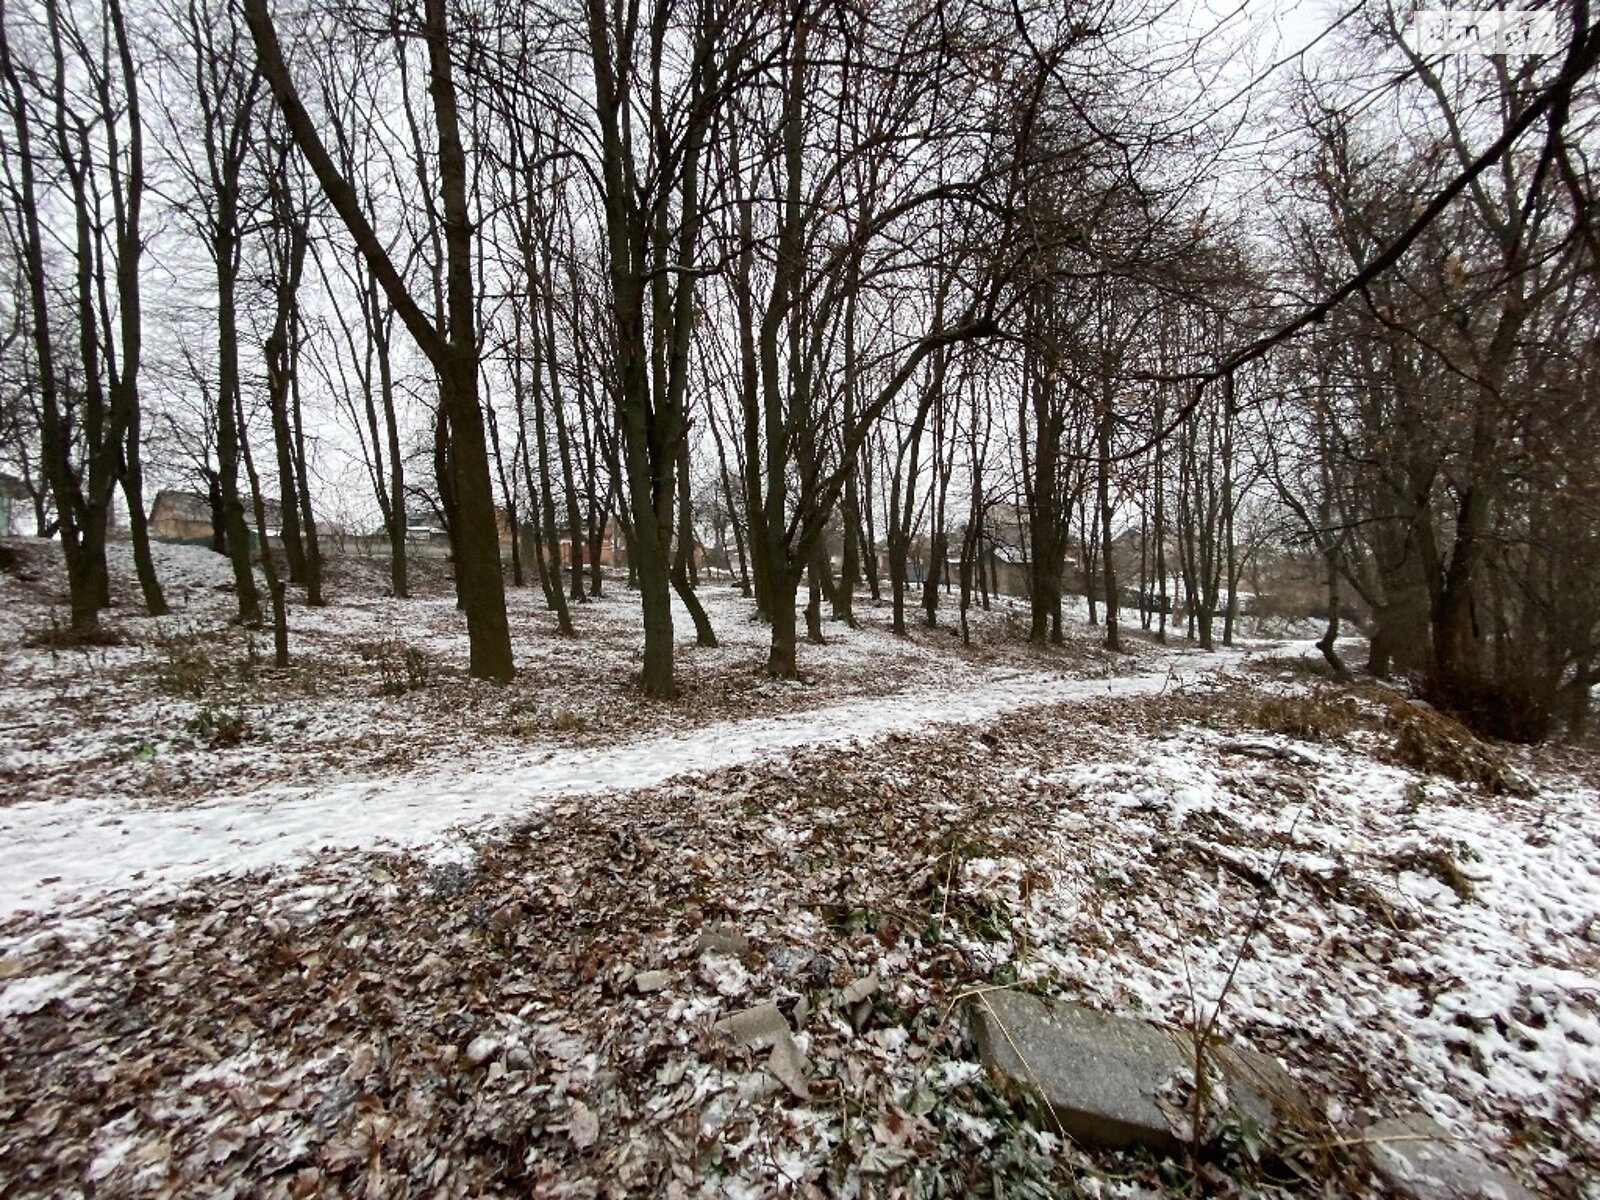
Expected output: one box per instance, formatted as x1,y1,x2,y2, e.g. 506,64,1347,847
1211,1041,1310,1132
633,969,672,994
970,990,1303,1154
767,1028,812,1100
716,1002,810,1099
1364,1114,1537,1200
840,972,879,1006
972,990,1192,1152
716,1002,790,1050
697,922,750,957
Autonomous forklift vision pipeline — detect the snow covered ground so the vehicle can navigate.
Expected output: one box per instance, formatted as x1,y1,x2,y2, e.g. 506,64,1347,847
1,537,1595,1198
0,534,1245,921
1011,711,1600,1192
0,646,1240,920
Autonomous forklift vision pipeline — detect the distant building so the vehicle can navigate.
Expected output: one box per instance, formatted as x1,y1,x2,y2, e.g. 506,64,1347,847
403,509,448,542
149,489,215,543
150,488,281,544
401,506,518,547
988,544,1030,598
557,521,624,569
0,472,26,535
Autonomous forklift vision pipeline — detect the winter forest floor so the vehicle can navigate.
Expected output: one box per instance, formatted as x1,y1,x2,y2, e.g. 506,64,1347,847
0,538,1597,1199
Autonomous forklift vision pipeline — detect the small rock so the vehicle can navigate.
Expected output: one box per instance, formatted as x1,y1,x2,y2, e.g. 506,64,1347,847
633,970,672,994
849,998,874,1034
568,1099,600,1150
765,945,817,980
697,922,750,957
840,972,879,1006
505,1045,534,1072
767,1028,812,1100
1364,1114,1537,1200
464,1035,501,1066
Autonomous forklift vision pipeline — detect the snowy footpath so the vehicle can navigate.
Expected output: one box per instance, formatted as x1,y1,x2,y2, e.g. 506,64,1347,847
0,646,1242,922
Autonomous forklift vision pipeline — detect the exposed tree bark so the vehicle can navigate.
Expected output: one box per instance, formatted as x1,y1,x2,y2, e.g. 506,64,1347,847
672,431,716,647
245,0,513,680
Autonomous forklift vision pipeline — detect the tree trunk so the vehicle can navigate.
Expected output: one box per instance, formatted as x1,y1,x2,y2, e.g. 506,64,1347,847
805,541,825,644
525,318,573,634
288,334,322,605
672,434,716,647
767,567,799,678
859,449,881,602
216,232,262,627
246,0,512,679
1097,401,1120,652
121,414,168,616
425,0,513,680
237,387,287,667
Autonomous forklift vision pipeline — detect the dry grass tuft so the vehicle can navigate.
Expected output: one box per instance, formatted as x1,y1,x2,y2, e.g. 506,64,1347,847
21,620,125,650
1385,699,1529,796
1389,846,1477,902
1253,691,1362,742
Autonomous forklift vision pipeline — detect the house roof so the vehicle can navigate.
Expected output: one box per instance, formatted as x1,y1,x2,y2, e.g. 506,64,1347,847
153,488,283,527
151,489,212,522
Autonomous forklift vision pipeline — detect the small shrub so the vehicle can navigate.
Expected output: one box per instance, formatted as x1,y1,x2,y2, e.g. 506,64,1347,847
370,637,431,696
1251,652,1339,682
23,614,124,650
403,646,429,690
236,632,261,682
155,630,211,697
1254,692,1360,742
551,706,586,732
1386,699,1529,796
187,706,248,748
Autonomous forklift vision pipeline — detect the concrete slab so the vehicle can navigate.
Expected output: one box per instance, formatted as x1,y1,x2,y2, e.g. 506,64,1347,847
1364,1114,1537,1200
971,989,1193,1152
970,990,1307,1154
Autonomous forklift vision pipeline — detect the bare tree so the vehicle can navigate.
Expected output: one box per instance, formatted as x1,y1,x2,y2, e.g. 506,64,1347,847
245,0,514,680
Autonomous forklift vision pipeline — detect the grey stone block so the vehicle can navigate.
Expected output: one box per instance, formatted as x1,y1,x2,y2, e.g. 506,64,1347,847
970,990,1306,1155
971,989,1194,1152
1364,1114,1537,1200
716,1001,810,1100
697,922,751,957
